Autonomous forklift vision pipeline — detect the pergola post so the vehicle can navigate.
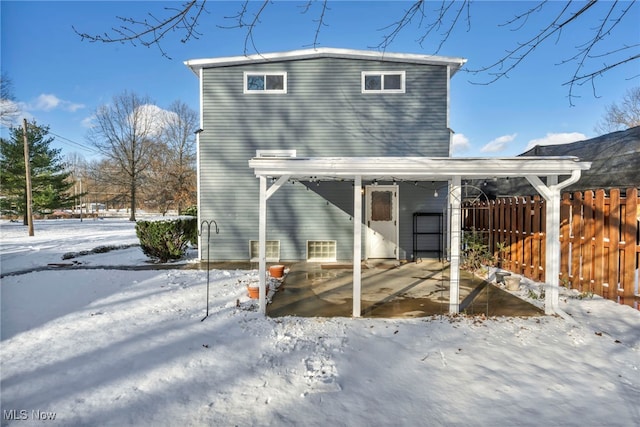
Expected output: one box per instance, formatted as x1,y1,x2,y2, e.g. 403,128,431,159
258,176,267,314
449,175,462,313
544,176,561,315
258,175,289,314
526,171,581,315
353,175,362,317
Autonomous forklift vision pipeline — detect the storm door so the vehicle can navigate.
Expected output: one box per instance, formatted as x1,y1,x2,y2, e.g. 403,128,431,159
365,185,399,259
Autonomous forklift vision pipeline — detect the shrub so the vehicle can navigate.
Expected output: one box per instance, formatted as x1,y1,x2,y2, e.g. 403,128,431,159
181,205,197,216
461,229,492,271
135,217,197,262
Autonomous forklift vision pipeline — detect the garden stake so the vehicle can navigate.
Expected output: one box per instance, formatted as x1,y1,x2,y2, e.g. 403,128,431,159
200,219,219,321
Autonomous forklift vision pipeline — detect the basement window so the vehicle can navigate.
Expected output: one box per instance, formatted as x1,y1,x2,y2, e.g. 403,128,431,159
244,72,287,93
250,240,280,262
307,240,337,262
362,71,405,93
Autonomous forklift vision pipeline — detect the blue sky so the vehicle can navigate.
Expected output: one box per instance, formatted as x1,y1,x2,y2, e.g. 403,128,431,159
1,1,638,160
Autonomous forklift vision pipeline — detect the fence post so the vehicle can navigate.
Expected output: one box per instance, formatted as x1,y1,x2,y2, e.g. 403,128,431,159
607,189,621,300
622,188,638,303
593,190,606,296
583,190,594,293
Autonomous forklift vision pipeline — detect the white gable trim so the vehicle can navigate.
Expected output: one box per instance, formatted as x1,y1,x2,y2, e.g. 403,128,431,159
185,47,467,76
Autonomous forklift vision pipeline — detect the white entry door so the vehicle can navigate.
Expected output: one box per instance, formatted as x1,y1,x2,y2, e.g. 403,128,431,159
365,185,399,259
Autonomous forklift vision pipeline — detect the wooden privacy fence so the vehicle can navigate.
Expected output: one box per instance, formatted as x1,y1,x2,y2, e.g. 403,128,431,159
462,188,639,304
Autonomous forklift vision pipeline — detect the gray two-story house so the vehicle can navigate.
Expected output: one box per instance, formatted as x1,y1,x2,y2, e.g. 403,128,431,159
185,48,467,263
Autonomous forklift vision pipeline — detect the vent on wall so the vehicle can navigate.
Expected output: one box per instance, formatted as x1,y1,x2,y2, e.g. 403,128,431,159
307,240,337,262
256,150,296,158
250,240,280,262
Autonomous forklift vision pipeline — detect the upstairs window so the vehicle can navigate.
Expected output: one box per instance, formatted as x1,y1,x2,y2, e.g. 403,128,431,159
362,71,405,93
244,72,287,94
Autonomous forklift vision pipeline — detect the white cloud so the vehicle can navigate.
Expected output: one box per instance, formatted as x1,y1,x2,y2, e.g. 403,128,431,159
134,104,174,137
81,115,94,128
66,102,85,112
451,133,470,154
34,94,60,111
31,93,85,112
525,132,587,150
480,133,517,153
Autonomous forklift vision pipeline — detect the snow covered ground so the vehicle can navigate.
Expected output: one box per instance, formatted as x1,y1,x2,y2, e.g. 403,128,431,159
1,219,639,426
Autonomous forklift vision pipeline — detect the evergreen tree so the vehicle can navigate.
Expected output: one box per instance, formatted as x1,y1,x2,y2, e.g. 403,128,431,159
0,121,74,223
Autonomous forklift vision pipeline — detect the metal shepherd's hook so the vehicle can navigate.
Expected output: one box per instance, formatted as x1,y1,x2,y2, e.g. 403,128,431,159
199,219,219,321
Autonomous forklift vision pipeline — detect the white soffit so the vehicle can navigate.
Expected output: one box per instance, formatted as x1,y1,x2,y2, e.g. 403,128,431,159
249,156,591,181
185,47,467,76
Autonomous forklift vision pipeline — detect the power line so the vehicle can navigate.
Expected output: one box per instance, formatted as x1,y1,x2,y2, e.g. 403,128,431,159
49,131,100,154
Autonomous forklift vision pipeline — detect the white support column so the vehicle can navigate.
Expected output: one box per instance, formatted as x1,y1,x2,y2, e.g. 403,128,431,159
449,176,462,314
258,176,267,314
526,173,581,315
353,175,362,318
545,175,560,315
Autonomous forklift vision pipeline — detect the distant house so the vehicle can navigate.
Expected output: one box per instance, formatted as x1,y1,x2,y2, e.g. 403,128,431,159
480,126,640,197
185,48,467,262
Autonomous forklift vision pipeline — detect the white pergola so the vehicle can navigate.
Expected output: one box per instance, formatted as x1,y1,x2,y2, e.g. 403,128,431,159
249,156,591,317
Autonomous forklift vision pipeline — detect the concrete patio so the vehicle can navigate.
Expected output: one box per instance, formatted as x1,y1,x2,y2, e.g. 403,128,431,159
267,260,543,318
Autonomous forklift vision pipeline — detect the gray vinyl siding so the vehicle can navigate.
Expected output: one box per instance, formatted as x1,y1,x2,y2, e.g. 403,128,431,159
199,57,451,261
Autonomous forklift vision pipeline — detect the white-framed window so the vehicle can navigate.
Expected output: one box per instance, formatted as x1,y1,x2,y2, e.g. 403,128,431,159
250,240,280,262
307,240,337,262
361,71,406,93
244,72,287,94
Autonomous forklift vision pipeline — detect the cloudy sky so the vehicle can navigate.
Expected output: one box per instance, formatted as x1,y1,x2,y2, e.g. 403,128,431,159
1,1,638,159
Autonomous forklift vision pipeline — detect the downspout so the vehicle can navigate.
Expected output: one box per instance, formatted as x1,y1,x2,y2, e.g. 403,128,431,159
196,67,204,260
526,169,582,318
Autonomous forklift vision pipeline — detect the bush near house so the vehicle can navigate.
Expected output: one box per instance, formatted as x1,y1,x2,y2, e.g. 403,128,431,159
135,217,197,262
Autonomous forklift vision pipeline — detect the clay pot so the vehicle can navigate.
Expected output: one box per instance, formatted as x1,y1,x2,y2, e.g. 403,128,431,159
247,285,269,299
269,264,285,278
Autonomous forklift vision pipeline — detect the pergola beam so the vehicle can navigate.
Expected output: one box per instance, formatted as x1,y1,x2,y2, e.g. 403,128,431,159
252,156,590,317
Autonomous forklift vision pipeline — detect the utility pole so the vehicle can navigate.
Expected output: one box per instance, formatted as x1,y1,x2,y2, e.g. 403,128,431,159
22,118,34,236
79,177,83,222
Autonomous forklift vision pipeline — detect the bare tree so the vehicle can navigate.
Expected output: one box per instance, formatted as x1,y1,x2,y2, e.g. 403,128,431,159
595,86,640,134
87,158,131,211
1,72,20,127
161,100,197,214
73,1,639,103
87,91,160,221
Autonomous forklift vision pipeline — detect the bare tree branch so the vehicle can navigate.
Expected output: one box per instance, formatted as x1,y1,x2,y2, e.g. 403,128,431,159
300,0,330,49
466,0,639,105
218,0,271,55
375,1,426,52
73,0,638,102
559,1,637,102
73,1,208,59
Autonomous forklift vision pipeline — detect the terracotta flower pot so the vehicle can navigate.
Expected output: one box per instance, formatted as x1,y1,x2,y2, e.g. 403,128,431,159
247,285,269,299
269,264,285,279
